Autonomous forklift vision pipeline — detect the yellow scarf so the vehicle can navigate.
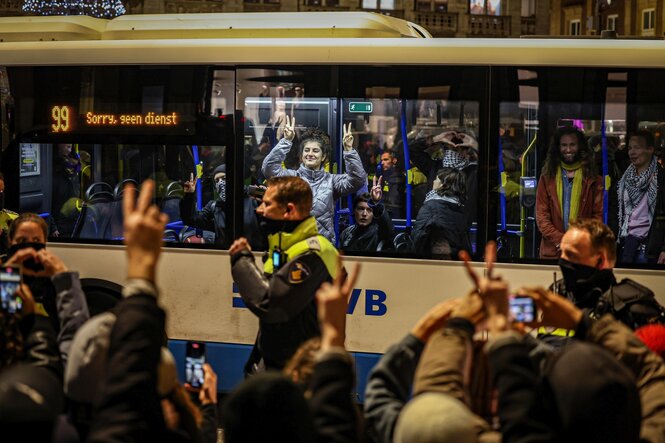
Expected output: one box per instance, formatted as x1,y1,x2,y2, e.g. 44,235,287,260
556,161,583,224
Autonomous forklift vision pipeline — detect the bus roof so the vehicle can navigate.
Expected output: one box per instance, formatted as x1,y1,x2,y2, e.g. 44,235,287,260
0,12,431,41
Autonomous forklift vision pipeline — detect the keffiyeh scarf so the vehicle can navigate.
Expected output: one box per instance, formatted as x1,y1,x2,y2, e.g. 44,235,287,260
618,156,658,238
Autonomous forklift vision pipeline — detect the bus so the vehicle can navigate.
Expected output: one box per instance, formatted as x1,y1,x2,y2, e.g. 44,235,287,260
1,12,665,398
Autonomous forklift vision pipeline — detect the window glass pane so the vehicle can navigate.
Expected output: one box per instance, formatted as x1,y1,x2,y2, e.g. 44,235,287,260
363,0,377,9
339,66,484,259
10,65,235,247
237,67,335,250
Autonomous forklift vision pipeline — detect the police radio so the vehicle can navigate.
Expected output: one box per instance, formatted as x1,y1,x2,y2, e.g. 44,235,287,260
272,247,287,271
520,177,537,208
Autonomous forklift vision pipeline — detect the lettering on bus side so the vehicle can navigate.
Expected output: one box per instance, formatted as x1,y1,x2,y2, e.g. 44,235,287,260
231,283,387,316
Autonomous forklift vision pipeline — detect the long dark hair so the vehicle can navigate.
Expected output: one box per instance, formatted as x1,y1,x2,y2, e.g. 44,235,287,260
435,168,466,203
541,127,596,178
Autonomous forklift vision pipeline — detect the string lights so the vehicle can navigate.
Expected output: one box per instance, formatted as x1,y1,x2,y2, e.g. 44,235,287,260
22,0,126,18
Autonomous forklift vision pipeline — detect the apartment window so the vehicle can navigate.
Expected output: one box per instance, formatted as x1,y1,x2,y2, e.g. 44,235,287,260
607,14,617,31
569,19,581,35
362,0,394,10
642,8,655,35
416,0,448,11
521,0,535,17
470,0,500,16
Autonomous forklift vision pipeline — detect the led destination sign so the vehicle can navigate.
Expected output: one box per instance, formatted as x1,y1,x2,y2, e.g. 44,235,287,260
50,105,181,134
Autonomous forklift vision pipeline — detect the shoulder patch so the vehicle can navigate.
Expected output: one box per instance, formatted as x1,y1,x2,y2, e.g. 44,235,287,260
306,236,321,251
288,260,311,284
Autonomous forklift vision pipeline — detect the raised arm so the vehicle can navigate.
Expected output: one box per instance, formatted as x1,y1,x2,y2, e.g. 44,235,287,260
262,115,299,179
332,123,368,197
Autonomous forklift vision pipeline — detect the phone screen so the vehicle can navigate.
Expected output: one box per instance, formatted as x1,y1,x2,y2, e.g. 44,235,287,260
509,296,535,323
185,341,206,388
0,266,22,314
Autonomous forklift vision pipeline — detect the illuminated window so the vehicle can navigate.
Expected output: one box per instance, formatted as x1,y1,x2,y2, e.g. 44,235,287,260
469,0,501,16
642,8,655,35
416,0,448,12
607,14,618,31
362,0,394,10
569,19,581,36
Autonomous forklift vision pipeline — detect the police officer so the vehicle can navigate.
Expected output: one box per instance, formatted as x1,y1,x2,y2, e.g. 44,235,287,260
229,176,339,373
0,173,19,256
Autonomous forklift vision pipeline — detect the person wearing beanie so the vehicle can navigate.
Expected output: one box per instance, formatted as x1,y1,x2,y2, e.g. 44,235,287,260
181,163,263,248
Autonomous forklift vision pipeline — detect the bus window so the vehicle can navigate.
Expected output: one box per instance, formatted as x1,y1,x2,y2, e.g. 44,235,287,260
8,65,235,248
338,65,486,259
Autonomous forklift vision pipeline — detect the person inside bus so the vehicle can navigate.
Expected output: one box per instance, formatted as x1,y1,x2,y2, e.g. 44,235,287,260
535,126,603,259
0,172,19,256
51,143,82,238
615,130,665,264
378,150,406,219
229,176,339,373
180,164,262,248
411,168,471,260
339,176,395,253
261,116,367,244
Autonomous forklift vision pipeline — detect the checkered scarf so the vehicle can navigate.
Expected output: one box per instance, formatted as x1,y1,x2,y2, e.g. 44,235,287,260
618,156,658,238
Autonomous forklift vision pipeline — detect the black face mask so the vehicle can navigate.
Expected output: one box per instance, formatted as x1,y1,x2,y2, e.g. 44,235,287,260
8,242,46,272
558,258,614,306
258,216,302,237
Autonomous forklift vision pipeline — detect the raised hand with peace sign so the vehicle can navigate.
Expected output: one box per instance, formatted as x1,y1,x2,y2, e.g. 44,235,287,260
342,122,354,151
283,115,296,142
370,175,383,203
316,256,361,350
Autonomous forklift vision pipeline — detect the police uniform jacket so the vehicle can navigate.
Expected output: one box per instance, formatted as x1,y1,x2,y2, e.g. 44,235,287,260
231,216,339,370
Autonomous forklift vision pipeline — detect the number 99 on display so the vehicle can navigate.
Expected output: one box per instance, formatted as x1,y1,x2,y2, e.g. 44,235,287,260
51,105,72,133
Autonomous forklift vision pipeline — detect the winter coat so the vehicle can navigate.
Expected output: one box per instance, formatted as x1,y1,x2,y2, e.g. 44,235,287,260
535,173,603,259
339,202,395,252
262,138,367,244
412,195,471,259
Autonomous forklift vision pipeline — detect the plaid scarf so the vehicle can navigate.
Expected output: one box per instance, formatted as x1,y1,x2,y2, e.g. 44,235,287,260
442,149,469,170
618,156,658,238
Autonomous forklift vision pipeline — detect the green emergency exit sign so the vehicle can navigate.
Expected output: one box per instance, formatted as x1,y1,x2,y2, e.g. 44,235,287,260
349,102,373,113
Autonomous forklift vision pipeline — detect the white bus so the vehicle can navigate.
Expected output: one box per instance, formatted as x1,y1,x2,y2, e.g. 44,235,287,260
1,12,664,398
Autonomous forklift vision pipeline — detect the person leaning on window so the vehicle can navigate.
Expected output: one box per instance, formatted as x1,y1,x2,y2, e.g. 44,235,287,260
535,126,603,259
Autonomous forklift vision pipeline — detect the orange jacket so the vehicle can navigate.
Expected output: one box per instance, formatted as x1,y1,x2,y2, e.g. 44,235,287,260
535,173,604,258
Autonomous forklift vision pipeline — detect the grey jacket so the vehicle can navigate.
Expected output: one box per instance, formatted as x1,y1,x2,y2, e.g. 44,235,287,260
261,138,367,243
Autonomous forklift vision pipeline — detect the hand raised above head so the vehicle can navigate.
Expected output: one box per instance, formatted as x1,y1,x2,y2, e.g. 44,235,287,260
342,122,354,151
123,179,169,282
283,115,296,142
459,242,509,318
183,172,197,193
370,175,383,203
316,255,361,350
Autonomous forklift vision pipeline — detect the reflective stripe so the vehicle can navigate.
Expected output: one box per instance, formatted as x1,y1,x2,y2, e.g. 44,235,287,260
537,327,575,337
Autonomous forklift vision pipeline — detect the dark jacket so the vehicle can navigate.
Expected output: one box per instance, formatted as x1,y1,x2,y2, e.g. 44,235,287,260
339,203,395,253
412,197,471,259
231,217,337,371
308,351,360,443
88,292,166,443
180,193,262,249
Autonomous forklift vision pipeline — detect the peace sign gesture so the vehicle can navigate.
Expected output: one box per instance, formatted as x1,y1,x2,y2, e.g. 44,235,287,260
183,172,197,193
316,256,361,350
371,175,383,203
459,241,509,319
283,115,296,142
342,122,354,151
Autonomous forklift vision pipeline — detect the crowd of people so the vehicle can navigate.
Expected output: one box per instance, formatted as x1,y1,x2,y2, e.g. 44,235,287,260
1,168,665,442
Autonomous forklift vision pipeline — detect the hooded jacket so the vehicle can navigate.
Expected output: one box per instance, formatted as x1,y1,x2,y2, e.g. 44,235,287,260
412,194,471,259
262,138,367,244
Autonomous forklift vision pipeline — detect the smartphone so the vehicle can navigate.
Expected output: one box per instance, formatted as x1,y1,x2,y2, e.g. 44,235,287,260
0,266,22,314
185,341,206,388
509,296,536,323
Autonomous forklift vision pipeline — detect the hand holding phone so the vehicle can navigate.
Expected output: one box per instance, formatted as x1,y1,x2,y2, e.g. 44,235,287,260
509,296,536,323
185,341,206,389
0,266,23,314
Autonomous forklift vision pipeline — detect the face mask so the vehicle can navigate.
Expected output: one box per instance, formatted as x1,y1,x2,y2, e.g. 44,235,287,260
558,258,613,306
442,149,469,170
258,215,301,236
216,179,226,202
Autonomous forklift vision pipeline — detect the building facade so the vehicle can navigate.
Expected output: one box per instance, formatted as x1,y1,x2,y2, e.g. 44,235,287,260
6,0,550,37
550,0,664,37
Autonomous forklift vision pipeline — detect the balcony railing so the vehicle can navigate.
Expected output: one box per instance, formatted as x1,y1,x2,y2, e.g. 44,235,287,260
243,1,281,11
164,0,225,13
301,2,350,11
414,11,458,36
468,14,511,37
0,0,22,14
